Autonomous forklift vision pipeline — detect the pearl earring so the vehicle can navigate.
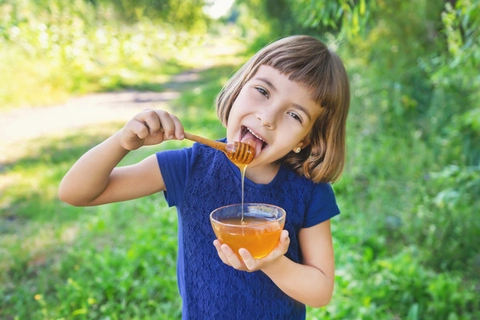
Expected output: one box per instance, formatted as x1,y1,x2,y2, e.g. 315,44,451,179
294,147,301,153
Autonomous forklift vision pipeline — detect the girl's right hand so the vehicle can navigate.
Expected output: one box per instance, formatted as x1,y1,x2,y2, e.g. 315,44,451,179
119,109,185,150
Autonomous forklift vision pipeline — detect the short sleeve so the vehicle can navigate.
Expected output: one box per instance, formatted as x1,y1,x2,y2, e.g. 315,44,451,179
303,183,340,228
156,148,190,207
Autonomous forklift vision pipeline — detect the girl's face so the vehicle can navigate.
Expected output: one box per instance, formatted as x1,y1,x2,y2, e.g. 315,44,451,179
227,65,321,178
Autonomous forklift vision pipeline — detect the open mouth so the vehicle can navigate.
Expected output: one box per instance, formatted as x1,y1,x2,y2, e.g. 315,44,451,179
240,126,268,157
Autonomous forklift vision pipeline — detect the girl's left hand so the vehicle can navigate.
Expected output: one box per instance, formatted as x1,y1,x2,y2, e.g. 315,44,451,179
213,230,290,272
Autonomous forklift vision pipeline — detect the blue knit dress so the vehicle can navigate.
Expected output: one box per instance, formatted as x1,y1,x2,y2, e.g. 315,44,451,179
156,140,340,320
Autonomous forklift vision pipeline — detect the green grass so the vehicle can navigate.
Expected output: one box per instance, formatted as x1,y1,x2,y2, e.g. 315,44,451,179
0,60,238,318
0,123,188,319
2,65,479,319
1,4,479,316
0,0,243,111
0,124,171,318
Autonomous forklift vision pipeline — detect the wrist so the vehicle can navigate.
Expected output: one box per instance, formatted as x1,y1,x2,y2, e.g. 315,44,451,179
261,254,288,276
112,131,135,152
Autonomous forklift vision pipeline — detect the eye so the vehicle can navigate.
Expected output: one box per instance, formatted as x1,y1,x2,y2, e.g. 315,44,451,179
255,86,269,98
287,111,302,123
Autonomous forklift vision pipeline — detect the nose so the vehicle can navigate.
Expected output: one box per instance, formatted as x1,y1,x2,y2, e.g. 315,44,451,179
256,108,276,130
259,118,272,129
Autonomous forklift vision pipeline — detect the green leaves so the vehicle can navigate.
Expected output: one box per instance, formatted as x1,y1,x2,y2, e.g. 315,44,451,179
0,0,213,109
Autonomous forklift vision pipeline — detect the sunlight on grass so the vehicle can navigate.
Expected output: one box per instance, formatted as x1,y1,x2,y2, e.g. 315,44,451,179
0,11,245,110
1,3,478,316
0,61,231,316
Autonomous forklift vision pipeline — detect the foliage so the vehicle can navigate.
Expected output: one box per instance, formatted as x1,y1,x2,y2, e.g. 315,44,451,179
230,0,480,317
0,126,181,318
2,61,479,319
310,246,479,319
1,0,480,318
345,0,480,285
0,62,235,318
0,0,212,109
91,0,210,31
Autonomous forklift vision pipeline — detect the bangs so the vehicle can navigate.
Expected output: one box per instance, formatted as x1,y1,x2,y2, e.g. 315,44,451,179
264,49,344,110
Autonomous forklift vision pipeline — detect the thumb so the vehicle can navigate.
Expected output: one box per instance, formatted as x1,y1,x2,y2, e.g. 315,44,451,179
279,230,290,252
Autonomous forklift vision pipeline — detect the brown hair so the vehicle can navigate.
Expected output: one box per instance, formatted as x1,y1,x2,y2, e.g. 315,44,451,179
216,35,350,183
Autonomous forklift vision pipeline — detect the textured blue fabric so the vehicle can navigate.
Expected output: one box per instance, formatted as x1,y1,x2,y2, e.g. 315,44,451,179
156,140,340,320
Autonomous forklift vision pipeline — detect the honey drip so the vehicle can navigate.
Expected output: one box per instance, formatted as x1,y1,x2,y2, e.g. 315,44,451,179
236,163,248,224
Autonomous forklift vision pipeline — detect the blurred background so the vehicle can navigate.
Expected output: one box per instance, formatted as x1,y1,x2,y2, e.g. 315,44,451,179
0,0,479,319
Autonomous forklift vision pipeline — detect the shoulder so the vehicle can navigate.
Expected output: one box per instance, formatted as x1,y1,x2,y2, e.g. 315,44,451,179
312,181,336,198
281,166,335,196
156,141,215,165
304,181,340,227
156,141,228,184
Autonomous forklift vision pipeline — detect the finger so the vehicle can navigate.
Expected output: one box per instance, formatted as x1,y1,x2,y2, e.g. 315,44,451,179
155,110,178,139
280,230,290,246
129,118,151,140
213,240,231,266
141,110,162,136
134,109,168,138
220,244,245,270
239,249,258,271
271,230,290,256
170,114,185,139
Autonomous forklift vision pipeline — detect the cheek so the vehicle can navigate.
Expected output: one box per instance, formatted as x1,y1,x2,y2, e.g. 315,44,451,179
228,103,240,121
225,104,243,131
229,97,247,118
234,87,259,106
228,88,260,122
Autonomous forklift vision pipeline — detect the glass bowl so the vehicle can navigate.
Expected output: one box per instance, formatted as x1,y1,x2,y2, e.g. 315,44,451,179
210,203,286,259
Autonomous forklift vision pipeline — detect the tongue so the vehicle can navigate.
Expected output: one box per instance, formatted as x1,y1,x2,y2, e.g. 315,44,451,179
241,131,263,158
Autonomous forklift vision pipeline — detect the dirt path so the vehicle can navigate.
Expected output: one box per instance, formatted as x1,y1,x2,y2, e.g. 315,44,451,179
0,70,201,163
0,39,244,164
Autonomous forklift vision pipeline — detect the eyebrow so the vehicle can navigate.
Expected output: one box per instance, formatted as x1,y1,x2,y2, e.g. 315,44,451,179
256,77,276,91
292,103,312,121
255,77,313,121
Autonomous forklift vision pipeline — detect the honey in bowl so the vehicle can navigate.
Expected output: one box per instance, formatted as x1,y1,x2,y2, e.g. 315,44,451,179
210,203,286,259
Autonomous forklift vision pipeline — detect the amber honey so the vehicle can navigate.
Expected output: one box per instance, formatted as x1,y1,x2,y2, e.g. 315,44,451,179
212,217,283,259
210,204,286,259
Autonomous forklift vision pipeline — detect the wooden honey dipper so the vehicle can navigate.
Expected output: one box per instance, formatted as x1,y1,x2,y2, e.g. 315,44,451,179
184,132,255,165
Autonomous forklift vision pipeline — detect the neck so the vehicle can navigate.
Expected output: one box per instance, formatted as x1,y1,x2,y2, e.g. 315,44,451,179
245,163,281,184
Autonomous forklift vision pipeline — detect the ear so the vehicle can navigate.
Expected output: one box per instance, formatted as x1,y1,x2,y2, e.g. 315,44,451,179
298,136,311,149
292,138,310,153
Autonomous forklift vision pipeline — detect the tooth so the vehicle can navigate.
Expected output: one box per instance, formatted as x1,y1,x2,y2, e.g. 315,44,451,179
247,128,264,141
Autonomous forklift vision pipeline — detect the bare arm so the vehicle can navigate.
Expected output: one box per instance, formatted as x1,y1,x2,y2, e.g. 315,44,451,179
214,220,335,307
261,221,335,307
58,109,185,206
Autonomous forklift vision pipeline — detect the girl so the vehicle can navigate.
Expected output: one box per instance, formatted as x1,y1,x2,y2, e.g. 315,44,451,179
59,35,350,319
